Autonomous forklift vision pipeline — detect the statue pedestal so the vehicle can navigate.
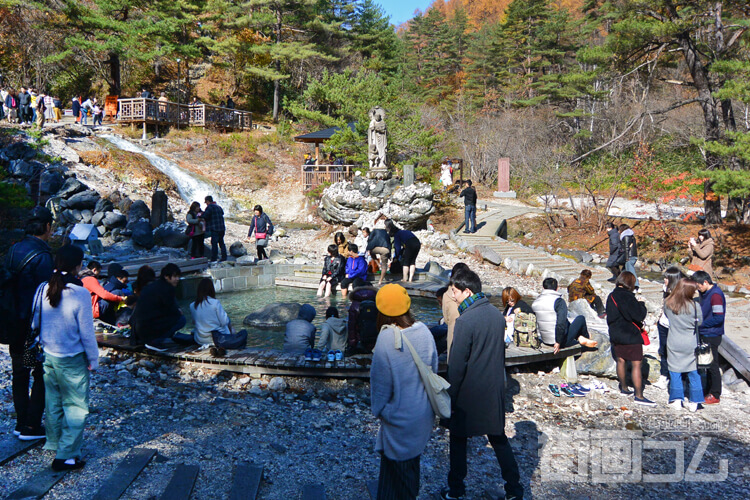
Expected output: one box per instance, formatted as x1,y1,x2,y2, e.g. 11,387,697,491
367,168,391,180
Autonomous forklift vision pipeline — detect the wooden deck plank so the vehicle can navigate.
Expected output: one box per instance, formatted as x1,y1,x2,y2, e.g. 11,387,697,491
228,462,264,500
6,467,68,499
159,463,200,500
0,436,44,466
91,447,156,500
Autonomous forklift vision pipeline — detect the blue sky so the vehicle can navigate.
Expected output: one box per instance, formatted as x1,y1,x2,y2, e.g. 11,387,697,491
377,0,432,25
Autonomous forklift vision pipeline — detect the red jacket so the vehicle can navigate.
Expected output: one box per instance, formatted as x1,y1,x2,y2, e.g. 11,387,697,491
81,275,122,319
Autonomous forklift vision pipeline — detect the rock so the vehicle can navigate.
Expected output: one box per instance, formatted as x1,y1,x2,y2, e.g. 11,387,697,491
63,189,100,210
42,138,80,163
80,209,93,224
139,359,157,369
557,249,593,263
275,228,287,238
423,261,446,277
102,211,127,229
39,170,65,194
739,287,750,295
55,177,88,199
236,255,258,266
154,223,190,248
230,241,247,257
95,198,114,213
92,211,105,227
118,197,133,214
319,181,435,230
475,245,503,266
131,220,155,249
9,159,43,179
268,377,287,391
0,142,36,162
127,200,151,225
244,302,301,327
136,367,150,378
248,387,264,396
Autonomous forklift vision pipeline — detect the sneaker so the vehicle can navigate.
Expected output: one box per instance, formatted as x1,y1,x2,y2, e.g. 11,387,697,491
559,385,576,397
311,349,323,362
653,375,669,390
439,487,464,500
13,424,22,437
668,400,682,410
51,458,86,471
687,402,700,412
634,396,657,407
572,383,591,393
19,426,46,441
704,394,720,405
304,348,313,361
561,383,585,397
209,346,226,358
547,384,561,397
334,350,343,361
327,350,335,362
590,380,609,393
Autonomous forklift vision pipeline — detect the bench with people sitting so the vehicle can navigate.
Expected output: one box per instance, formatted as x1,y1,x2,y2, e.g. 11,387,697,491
532,277,598,354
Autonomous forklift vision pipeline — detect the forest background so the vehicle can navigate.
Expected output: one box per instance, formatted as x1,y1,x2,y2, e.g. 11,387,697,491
1,0,749,226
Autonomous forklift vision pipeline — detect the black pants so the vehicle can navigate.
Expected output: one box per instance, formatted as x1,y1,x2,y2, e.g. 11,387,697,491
377,453,420,500
340,276,366,290
657,323,669,378
257,244,268,260
210,230,227,261
590,296,605,315
9,324,45,430
448,434,523,498
190,234,205,258
701,335,722,398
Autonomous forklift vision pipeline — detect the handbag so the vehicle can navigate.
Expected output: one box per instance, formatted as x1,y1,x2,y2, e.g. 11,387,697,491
23,284,46,369
694,302,713,368
254,217,267,241
610,294,650,345
389,325,451,419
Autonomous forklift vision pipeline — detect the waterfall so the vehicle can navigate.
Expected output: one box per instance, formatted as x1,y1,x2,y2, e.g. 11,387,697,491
101,134,236,213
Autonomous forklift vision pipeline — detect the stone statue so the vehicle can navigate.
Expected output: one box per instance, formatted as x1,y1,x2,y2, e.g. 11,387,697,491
367,106,387,172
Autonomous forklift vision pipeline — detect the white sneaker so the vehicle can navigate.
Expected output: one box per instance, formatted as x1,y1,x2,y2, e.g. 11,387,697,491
687,402,699,412
669,400,682,410
654,376,669,390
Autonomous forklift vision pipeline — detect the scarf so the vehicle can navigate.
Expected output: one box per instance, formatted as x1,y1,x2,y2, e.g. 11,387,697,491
458,292,485,315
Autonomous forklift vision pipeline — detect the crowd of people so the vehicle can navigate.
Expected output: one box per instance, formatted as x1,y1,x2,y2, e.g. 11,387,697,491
2,87,65,127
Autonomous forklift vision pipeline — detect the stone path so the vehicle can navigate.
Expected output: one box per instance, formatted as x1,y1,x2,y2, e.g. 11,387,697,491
455,199,750,380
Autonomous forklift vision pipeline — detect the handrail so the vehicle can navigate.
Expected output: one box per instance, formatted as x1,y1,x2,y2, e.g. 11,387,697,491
301,164,356,190
116,98,252,130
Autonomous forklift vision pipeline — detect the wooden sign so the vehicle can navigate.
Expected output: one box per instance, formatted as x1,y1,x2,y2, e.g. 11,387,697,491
105,95,119,121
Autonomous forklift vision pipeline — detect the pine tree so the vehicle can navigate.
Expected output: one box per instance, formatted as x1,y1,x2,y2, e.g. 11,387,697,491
350,0,401,73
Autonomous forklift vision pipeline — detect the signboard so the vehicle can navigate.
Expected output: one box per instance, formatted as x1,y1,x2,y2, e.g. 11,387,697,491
105,95,118,121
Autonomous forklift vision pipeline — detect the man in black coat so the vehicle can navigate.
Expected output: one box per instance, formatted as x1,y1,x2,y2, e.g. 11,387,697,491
130,263,186,350
459,180,478,233
441,269,523,500
605,221,621,282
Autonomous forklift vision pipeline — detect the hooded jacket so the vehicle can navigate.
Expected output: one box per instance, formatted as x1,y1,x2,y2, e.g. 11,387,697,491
79,269,122,319
316,316,348,351
283,304,317,353
620,228,638,260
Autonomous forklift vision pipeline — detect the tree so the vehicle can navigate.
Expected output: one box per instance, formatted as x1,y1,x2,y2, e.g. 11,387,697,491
350,0,401,73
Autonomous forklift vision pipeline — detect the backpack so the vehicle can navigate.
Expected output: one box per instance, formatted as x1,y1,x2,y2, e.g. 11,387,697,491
513,312,540,349
357,300,379,349
0,247,49,344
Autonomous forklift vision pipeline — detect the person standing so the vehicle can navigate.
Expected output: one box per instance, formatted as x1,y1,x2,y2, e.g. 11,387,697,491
654,266,683,390
71,96,80,123
606,271,654,406
248,204,273,261
203,195,227,262
619,224,639,288
34,91,46,128
371,284,437,500
688,229,714,277
441,269,523,500
692,270,726,404
385,219,421,283
364,226,391,285
443,262,468,360
459,180,477,234
5,207,54,440
605,221,622,282
34,245,98,471
664,279,704,412
19,87,31,125
186,201,206,259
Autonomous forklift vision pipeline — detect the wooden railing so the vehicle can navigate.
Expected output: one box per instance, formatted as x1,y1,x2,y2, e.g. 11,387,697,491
117,98,252,130
302,164,355,190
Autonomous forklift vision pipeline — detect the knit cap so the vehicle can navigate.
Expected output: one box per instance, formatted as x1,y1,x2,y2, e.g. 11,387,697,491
376,284,411,317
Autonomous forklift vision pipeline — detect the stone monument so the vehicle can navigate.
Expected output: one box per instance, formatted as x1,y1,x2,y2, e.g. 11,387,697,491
367,106,388,178
493,157,516,198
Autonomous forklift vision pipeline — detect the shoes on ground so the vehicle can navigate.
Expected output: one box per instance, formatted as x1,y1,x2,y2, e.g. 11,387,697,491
619,385,634,396
18,425,45,441
653,375,669,390
687,402,700,412
209,346,226,358
439,487,464,499
548,384,561,397
304,348,313,361
51,457,86,471
311,349,323,362
668,400,682,410
704,394,720,405
590,380,609,393
334,350,343,361
559,385,576,397
327,350,335,362
144,343,168,352
634,396,657,407
571,383,590,393
561,383,586,397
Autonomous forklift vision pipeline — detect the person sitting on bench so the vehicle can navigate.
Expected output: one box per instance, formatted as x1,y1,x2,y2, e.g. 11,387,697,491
190,278,247,356
532,277,598,354
341,243,367,299
283,304,317,353
130,263,187,351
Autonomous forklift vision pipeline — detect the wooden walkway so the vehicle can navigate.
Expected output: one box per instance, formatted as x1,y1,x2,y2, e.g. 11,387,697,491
117,98,252,131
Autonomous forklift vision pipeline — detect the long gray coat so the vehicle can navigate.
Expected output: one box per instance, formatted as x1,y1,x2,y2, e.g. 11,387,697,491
606,228,622,267
665,301,703,373
448,297,506,437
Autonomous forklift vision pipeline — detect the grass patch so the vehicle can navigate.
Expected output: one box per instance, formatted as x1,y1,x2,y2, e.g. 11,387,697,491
82,141,177,192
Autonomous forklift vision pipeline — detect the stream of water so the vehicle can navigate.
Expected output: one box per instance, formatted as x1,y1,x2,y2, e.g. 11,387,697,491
101,134,237,213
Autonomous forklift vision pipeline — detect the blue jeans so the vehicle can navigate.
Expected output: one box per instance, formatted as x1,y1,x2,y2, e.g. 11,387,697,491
464,205,476,232
669,370,704,403
625,257,639,287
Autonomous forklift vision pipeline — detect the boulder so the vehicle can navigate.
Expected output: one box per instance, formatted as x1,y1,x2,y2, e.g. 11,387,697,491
558,249,593,263
118,197,133,214
127,200,151,225
95,198,114,213
0,142,36,162
236,255,258,266
92,212,106,227
475,245,503,266
41,138,80,163
268,377,287,391
154,223,190,248
80,209,93,224
102,211,127,229
230,241,247,257
55,177,87,199
243,302,302,328
131,220,155,249
63,190,100,210
39,170,65,195
319,181,435,230
59,210,77,225
9,159,43,180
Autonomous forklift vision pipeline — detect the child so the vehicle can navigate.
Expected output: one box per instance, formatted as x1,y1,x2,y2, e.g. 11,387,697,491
341,243,367,299
317,244,345,297
316,306,348,353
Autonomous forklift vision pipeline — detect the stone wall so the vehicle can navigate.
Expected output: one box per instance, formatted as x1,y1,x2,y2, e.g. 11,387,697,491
208,263,304,293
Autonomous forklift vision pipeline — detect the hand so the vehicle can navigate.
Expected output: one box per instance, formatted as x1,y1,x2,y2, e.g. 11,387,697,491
88,364,95,371
553,343,560,355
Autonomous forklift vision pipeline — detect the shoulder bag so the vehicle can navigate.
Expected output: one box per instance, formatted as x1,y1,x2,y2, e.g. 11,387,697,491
254,217,267,241
388,325,451,419
610,294,650,345
23,283,46,368
694,302,713,369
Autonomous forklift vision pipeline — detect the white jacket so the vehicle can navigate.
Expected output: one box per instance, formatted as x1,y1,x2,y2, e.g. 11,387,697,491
532,289,562,345
189,297,231,345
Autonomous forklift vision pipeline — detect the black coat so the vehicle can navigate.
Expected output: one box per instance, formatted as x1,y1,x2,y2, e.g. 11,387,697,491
459,186,477,206
130,278,182,343
321,255,345,281
605,228,622,267
448,297,506,437
606,286,647,345
366,228,391,253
